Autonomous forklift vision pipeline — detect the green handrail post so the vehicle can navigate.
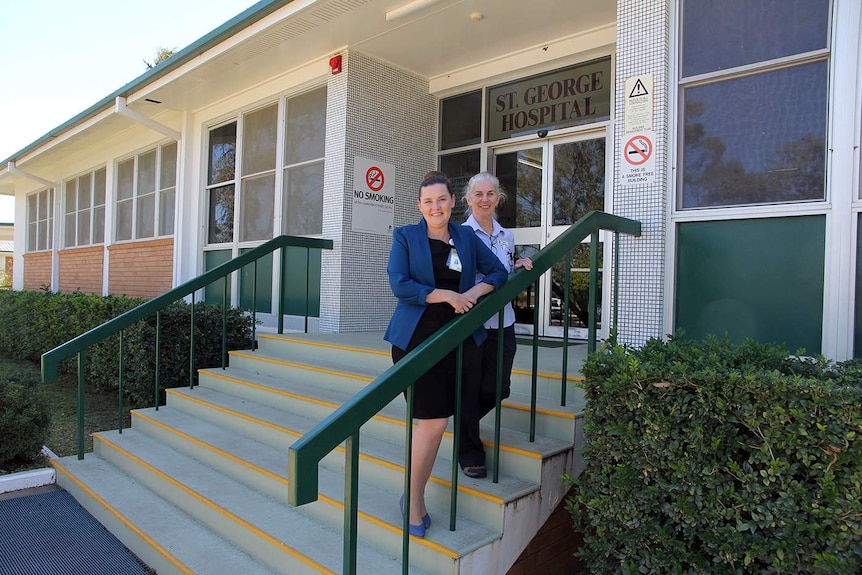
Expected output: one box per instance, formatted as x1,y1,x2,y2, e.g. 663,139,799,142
343,430,359,575
450,342,463,531
588,230,600,354
493,309,503,484
252,260,258,349
189,292,196,389
278,247,286,335
77,351,86,459
402,385,413,572
222,276,228,369
561,251,571,406
305,249,311,333
155,311,161,410
118,331,124,433
613,231,620,334
530,278,540,443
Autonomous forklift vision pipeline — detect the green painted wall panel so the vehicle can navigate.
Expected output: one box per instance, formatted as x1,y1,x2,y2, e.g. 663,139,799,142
675,216,825,354
239,249,273,313
204,250,232,305
280,247,322,317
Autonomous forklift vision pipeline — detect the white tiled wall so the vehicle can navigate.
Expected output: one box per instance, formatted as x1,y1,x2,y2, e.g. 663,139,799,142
319,50,437,333
613,0,671,345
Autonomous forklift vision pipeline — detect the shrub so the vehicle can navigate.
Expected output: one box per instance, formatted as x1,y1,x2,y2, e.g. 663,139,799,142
0,376,50,469
568,335,862,574
0,290,253,406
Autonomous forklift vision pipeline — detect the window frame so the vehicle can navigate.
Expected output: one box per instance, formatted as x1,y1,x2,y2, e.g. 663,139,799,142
63,166,106,248
26,188,54,253
114,141,178,243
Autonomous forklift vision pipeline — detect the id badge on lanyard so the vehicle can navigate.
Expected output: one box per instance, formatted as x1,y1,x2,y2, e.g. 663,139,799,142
446,239,462,272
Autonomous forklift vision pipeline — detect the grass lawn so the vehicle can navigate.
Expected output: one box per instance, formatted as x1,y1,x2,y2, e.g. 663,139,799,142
1,354,134,474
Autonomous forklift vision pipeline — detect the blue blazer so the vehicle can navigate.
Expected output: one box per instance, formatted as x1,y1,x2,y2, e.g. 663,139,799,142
384,219,508,350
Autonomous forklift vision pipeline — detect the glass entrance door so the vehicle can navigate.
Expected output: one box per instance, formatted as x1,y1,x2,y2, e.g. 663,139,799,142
493,132,607,339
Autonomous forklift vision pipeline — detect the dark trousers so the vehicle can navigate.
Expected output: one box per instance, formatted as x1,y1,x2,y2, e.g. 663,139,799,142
458,325,516,468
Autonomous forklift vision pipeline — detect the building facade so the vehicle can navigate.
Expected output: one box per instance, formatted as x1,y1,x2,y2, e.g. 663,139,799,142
1,0,859,358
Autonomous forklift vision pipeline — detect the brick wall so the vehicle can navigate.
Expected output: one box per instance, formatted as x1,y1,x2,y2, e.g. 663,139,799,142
23,252,52,291
507,486,588,575
108,238,174,298
58,246,104,294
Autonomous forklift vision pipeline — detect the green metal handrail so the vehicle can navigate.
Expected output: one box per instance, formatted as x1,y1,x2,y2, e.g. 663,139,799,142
288,211,640,574
41,235,333,458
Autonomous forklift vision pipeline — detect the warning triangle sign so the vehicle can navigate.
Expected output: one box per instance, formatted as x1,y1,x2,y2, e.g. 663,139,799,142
629,79,649,98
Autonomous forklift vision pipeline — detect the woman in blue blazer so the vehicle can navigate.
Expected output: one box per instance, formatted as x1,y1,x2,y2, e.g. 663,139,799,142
384,173,507,538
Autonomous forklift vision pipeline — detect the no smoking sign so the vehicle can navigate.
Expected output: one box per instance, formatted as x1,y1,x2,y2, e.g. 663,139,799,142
620,131,656,186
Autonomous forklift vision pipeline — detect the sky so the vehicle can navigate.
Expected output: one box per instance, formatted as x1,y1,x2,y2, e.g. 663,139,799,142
0,0,259,223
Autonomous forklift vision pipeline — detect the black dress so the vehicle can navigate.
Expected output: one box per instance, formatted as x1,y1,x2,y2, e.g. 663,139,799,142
391,238,462,419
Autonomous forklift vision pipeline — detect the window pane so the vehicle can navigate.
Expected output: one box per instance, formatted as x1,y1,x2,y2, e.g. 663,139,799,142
209,185,235,243
78,174,91,209
240,173,275,242
65,213,76,247
440,90,481,150
136,193,155,238
160,189,175,236
38,190,48,217
160,142,177,189
65,180,76,215
93,206,105,243
138,150,156,195
285,87,327,165
118,159,134,200
77,211,91,245
681,61,827,208
682,0,830,77
552,139,605,226
94,168,106,206
209,123,237,185
28,222,37,252
116,200,133,241
37,220,48,251
27,194,37,223
242,104,278,175
439,150,480,223
495,148,543,229
283,161,323,235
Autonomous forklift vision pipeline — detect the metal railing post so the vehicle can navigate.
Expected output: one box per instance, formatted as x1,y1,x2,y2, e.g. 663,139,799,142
530,279,540,442
189,292,195,389
155,312,161,410
561,251,571,406
222,276,228,369
343,431,360,575
450,342,463,531
588,230,600,354
77,351,86,459
118,331,124,433
493,310,504,484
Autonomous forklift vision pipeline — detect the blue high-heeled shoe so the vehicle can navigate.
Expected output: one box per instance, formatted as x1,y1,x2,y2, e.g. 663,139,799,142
399,495,430,536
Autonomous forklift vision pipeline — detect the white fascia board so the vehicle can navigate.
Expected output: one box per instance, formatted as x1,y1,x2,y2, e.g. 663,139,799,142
429,24,616,96
125,0,321,107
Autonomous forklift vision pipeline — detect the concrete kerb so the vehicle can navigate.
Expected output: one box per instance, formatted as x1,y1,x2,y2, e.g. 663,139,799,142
0,446,58,495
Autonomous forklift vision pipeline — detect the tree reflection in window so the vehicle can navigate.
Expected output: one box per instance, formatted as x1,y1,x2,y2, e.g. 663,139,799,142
209,185,234,243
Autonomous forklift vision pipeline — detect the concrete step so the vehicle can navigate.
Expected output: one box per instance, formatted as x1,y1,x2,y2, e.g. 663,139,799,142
90,428,432,575
216,350,579,444
254,333,586,405
127,406,505,574
158,387,545,531
52,454,281,575
178,372,573,484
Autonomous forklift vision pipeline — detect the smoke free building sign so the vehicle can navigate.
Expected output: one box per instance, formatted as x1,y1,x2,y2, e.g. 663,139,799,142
619,131,657,186
352,157,395,236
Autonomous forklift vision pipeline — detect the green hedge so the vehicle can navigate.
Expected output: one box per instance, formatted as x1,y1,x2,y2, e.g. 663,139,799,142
0,369,50,469
0,290,253,406
569,336,862,574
